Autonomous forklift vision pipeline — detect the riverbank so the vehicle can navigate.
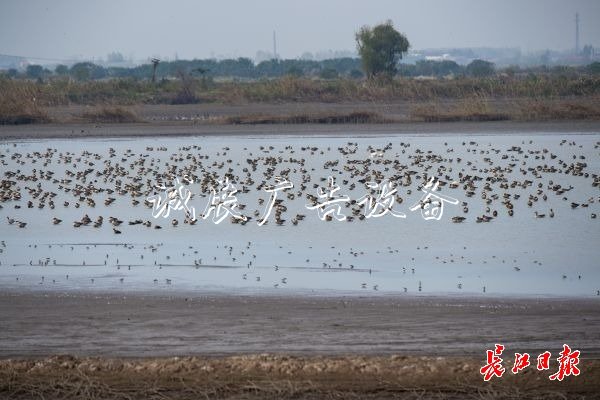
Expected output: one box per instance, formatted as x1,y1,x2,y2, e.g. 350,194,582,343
1,292,599,399
1,292,599,358
1,119,600,140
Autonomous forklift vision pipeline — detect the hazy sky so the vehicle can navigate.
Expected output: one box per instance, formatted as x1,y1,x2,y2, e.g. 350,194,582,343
1,0,599,62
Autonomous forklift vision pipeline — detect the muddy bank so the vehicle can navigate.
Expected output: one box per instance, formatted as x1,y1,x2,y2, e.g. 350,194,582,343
0,119,599,140
1,292,599,358
2,292,599,398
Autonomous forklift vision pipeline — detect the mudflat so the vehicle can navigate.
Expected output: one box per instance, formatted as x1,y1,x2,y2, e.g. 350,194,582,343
1,119,600,140
1,292,599,399
1,292,599,358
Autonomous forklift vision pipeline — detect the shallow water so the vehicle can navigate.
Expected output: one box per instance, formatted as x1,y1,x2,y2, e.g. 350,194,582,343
0,132,598,297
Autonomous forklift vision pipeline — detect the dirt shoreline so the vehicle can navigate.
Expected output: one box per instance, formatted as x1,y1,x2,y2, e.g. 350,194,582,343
0,119,599,140
1,291,599,359
2,353,599,400
1,291,599,399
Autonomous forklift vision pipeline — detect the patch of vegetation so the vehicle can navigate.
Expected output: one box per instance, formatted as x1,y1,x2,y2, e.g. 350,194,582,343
518,99,600,120
225,111,388,125
2,74,599,108
79,107,140,123
410,97,600,122
0,79,51,124
411,98,510,122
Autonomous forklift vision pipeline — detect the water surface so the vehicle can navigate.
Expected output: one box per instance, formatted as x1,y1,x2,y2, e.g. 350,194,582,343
1,132,598,297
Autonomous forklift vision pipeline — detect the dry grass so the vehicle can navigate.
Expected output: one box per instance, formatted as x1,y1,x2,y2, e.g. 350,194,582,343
79,107,141,123
215,76,600,104
0,79,51,124
4,75,600,107
2,76,599,125
410,97,510,122
517,99,600,120
0,354,598,400
410,96,600,122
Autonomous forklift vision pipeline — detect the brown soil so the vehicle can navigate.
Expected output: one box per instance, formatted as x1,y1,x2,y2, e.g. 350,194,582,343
1,354,598,399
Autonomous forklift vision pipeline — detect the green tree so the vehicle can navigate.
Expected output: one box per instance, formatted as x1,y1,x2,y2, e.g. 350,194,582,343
70,62,92,81
465,59,495,77
355,20,409,78
55,64,69,75
26,64,44,79
413,60,462,77
588,62,600,74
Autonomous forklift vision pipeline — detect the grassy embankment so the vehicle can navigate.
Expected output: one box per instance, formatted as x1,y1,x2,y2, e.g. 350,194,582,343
1,75,599,124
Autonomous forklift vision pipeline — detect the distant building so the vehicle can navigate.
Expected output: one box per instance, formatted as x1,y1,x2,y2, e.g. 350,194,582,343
0,54,26,70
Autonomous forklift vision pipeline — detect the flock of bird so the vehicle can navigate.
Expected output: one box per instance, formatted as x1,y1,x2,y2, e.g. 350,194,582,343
0,137,598,294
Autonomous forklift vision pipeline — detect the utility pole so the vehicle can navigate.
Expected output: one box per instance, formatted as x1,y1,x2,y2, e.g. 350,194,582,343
575,13,580,55
273,30,278,60
151,58,160,83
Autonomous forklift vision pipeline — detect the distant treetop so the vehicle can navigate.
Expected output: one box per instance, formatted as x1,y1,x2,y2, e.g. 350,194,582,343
355,20,410,79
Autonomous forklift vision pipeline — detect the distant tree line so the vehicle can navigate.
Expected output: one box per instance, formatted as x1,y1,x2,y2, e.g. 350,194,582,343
6,58,362,81
4,58,600,82
396,59,497,77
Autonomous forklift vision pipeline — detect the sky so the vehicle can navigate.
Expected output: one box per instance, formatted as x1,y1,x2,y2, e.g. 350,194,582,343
1,0,599,62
